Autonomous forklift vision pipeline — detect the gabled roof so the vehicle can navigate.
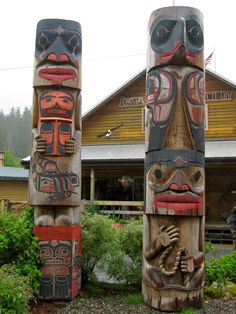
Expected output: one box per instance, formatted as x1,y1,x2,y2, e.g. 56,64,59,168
82,68,236,120
206,68,236,89
82,69,146,119
0,167,29,180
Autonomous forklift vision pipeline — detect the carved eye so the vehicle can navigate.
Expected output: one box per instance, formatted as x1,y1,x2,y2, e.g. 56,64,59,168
194,170,201,181
155,169,162,179
69,34,79,47
156,26,170,38
62,32,81,56
36,32,53,52
186,20,203,49
188,26,199,38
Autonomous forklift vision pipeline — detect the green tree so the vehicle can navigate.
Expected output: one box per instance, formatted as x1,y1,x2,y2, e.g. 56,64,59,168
4,150,22,167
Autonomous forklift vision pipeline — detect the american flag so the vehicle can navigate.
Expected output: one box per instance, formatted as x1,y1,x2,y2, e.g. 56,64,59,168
205,52,214,66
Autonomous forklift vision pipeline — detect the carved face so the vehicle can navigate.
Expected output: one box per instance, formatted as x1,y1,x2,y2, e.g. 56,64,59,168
39,240,72,299
34,19,82,88
147,6,204,70
40,90,74,118
146,153,204,215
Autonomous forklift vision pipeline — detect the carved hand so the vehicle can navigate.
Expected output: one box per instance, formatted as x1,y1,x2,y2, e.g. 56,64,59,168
180,253,195,273
65,138,76,154
36,138,47,153
144,224,179,260
159,225,179,247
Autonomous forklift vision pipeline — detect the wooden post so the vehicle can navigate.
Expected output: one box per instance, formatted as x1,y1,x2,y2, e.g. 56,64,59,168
90,168,95,201
143,7,205,311
29,19,82,300
0,199,5,212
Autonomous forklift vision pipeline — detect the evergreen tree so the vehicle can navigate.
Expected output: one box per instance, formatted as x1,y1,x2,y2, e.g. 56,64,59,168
0,107,32,159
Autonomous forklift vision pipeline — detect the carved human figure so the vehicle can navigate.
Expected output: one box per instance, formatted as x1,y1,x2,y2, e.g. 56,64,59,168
29,19,82,300
143,6,205,311
29,19,82,226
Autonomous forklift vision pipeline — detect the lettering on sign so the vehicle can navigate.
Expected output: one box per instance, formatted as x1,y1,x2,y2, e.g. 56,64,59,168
205,91,232,102
120,96,145,107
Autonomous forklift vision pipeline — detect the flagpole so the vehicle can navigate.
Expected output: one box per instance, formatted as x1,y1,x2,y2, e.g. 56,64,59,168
214,48,216,72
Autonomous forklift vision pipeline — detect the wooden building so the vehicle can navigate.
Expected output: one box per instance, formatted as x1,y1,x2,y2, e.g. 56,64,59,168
0,165,28,211
81,68,236,242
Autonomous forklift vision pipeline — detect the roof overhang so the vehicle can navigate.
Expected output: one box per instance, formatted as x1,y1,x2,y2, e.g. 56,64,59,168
21,141,236,169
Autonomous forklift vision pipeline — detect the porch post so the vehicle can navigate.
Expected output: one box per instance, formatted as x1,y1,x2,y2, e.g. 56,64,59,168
90,168,95,201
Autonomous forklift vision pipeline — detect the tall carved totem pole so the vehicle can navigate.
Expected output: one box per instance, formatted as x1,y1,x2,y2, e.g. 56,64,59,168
143,7,205,311
29,19,82,300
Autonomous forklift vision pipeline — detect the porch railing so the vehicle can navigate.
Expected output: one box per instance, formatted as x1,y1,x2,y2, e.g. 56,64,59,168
82,200,144,215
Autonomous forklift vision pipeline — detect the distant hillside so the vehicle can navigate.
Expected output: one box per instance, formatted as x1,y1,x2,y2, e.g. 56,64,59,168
0,107,32,158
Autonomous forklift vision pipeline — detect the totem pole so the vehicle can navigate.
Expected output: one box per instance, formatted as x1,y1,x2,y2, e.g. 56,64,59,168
143,7,205,311
29,19,82,300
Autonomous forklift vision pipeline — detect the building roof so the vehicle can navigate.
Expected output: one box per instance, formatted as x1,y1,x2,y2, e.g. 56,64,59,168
82,141,236,162
0,167,29,180
21,140,236,166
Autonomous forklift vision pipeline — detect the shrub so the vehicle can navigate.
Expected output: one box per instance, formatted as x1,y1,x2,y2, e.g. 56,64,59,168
0,207,41,294
81,213,121,284
104,218,143,287
205,250,236,287
0,264,33,313
205,241,214,254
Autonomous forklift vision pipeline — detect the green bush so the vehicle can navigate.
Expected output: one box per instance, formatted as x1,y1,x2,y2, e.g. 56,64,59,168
205,250,236,287
81,213,143,287
81,213,121,284
204,241,214,254
0,207,41,293
104,218,143,287
0,264,33,313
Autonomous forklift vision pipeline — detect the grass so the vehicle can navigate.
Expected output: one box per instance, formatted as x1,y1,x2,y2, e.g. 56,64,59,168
226,283,236,296
122,293,143,304
204,286,224,299
180,308,197,314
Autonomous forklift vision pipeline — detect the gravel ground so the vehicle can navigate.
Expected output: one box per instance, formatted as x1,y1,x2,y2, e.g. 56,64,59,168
31,246,236,313
34,293,236,314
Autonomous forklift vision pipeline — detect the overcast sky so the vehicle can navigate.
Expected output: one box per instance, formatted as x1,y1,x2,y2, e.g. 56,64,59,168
0,0,235,115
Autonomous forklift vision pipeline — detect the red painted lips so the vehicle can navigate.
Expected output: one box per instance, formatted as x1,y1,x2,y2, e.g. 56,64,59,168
154,194,201,211
39,68,77,81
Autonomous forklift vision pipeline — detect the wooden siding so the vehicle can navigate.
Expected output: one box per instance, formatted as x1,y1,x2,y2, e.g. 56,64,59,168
82,74,146,144
205,73,236,140
0,181,28,202
82,71,236,144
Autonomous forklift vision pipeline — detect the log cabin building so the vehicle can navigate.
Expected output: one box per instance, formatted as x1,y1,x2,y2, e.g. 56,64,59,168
20,68,236,243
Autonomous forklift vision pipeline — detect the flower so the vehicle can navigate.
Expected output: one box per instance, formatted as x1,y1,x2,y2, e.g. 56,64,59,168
118,176,134,185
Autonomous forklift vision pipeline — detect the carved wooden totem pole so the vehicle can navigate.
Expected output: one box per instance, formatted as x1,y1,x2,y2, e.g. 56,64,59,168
29,19,82,300
143,7,205,311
